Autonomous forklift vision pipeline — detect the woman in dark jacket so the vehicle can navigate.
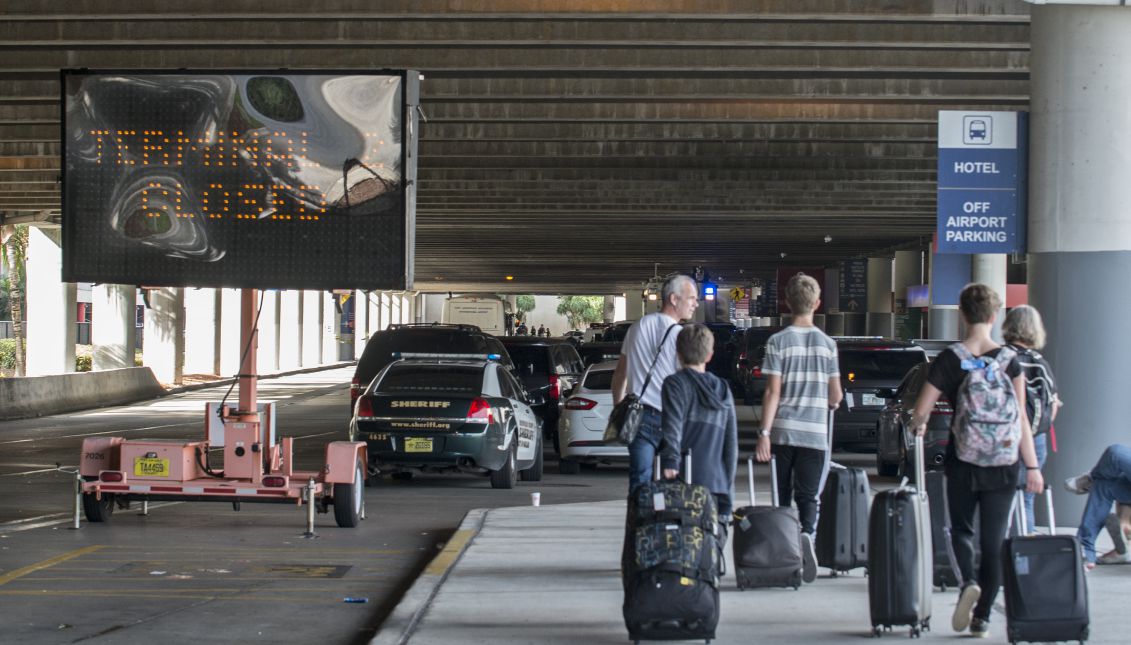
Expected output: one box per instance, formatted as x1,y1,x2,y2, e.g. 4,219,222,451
659,324,739,521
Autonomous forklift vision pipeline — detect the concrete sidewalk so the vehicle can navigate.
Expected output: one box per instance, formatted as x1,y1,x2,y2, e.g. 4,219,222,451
377,499,1123,645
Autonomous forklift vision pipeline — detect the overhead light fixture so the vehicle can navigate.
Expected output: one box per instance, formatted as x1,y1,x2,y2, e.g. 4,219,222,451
824,235,833,244
780,252,788,259
505,275,514,281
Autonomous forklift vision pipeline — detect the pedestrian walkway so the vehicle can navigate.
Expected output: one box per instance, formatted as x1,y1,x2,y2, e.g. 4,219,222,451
376,499,1124,644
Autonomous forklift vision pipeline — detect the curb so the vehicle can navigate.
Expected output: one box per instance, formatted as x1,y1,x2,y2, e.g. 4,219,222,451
370,507,489,645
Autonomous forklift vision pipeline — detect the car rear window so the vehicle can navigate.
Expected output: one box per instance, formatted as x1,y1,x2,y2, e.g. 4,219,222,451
505,345,552,375
583,369,615,390
361,330,486,366
839,350,925,381
375,364,483,394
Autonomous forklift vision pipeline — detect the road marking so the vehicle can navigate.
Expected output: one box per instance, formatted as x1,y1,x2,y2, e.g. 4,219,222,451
0,545,106,586
0,512,70,528
1,468,58,477
0,502,183,533
0,421,199,446
423,529,475,576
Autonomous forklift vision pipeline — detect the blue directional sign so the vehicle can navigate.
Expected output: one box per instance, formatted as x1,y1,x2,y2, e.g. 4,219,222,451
936,111,1028,254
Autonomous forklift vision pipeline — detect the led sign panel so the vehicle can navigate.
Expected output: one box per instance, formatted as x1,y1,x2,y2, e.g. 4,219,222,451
62,70,418,290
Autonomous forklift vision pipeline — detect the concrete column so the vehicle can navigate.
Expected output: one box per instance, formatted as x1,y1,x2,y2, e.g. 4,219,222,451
971,254,1007,342
1030,4,1131,522
92,284,136,370
865,257,893,337
625,292,645,320
391,293,402,326
893,250,923,340
301,290,321,367
928,251,970,340
218,289,241,376
368,291,381,336
614,296,627,322
401,294,411,324
256,290,278,373
278,290,301,370
181,288,218,375
24,227,76,376
322,292,337,363
142,287,183,384
381,292,392,330
353,290,369,360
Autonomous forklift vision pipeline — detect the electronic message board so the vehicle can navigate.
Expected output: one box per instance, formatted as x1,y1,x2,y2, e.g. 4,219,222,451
62,70,419,290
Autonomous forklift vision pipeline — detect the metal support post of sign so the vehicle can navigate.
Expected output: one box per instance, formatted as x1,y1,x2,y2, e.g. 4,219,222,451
71,469,82,530
303,477,317,539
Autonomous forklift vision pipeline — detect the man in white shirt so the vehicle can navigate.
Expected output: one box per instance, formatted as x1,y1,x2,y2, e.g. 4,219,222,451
612,274,699,489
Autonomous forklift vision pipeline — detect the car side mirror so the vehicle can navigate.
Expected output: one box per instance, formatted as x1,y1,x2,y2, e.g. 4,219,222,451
528,393,546,406
877,388,897,399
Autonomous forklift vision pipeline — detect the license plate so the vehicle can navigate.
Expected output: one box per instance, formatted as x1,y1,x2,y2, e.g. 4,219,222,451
859,393,883,407
404,438,433,453
134,457,169,477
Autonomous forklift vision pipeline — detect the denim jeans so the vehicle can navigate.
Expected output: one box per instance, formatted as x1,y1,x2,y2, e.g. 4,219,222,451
627,406,664,491
1022,433,1049,533
1076,444,1131,562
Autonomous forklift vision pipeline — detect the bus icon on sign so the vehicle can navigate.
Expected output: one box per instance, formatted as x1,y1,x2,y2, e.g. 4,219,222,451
963,115,992,145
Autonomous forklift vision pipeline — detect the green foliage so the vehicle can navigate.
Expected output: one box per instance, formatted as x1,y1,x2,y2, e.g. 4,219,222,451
556,296,604,330
75,354,92,372
516,295,536,314
0,338,14,370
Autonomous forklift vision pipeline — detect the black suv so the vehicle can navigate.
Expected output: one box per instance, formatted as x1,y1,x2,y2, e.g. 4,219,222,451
833,338,928,452
736,326,784,404
351,323,515,414
498,336,586,453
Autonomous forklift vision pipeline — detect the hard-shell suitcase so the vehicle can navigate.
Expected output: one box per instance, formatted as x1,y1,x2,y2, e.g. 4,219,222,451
732,456,804,590
868,435,932,637
623,454,721,643
816,462,869,574
1002,487,1089,644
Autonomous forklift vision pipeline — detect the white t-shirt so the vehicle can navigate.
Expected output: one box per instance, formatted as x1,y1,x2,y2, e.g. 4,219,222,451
621,312,682,411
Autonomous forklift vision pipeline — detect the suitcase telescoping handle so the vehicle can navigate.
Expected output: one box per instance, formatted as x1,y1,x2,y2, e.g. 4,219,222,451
1013,484,1056,536
914,434,926,499
653,451,694,484
745,455,780,506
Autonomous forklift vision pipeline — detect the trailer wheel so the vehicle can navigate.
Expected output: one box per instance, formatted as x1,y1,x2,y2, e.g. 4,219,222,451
334,458,364,528
83,491,115,523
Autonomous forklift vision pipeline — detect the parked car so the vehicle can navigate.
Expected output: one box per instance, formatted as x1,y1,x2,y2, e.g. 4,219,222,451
833,338,929,453
735,326,784,404
349,353,543,488
598,320,634,343
498,336,586,454
874,362,952,477
558,360,627,473
577,340,624,367
350,323,514,415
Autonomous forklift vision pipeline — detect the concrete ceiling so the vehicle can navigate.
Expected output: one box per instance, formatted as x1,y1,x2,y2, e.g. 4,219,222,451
0,0,1032,294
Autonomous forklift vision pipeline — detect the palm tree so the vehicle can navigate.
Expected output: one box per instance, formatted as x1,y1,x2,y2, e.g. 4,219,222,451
1,224,28,376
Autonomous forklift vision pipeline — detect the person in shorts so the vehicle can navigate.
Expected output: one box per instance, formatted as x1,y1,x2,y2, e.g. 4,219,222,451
755,272,842,584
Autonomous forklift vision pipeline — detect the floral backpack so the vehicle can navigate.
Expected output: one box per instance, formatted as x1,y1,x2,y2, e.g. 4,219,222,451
949,343,1022,467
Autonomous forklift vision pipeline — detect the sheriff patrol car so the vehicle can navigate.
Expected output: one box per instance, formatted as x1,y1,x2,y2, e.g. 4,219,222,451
349,353,543,488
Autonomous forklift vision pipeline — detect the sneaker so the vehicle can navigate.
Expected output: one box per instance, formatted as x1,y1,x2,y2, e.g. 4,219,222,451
1105,513,1128,555
951,583,981,632
969,617,990,638
1097,550,1131,565
1064,473,1093,495
800,532,818,583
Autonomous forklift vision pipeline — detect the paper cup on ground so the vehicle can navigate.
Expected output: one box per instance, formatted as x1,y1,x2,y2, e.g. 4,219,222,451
530,492,541,506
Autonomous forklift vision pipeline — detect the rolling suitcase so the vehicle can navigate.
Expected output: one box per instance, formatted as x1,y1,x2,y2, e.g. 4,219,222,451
1002,487,1089,644
816,462,869,575
732,456,804,590
868,435,932,637
623,453,721,643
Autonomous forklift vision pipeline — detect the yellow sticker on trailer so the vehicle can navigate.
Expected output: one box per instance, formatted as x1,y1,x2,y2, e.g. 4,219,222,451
134,457,169,477
404,438,433,453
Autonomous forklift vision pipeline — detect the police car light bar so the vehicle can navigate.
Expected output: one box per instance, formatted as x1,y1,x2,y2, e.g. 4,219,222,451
393,352,501,361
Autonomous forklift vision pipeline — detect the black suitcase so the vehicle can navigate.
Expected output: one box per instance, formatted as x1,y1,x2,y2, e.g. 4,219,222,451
623,454,720,643
816,462,869,575
868,436,932,637
1002,487,1089,644
732,456,804,590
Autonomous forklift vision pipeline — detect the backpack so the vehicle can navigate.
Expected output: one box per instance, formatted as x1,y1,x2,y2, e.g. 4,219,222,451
949,343,1022,467
1012,346,1055,436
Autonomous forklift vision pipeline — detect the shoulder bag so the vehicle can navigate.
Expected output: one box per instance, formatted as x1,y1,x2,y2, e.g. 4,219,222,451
604,323,680,445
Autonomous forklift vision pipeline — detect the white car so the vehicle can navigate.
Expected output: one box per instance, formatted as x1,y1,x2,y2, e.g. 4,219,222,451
557,360,628,473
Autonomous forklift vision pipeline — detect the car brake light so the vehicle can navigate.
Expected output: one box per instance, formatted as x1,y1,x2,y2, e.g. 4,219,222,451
100,471,124,483
356,396,375,418
738,351,747,361
752,366,762,378
263,476,287,488
565,397,598,410
467,397,495,424
548,374,560,401
351,377,363,405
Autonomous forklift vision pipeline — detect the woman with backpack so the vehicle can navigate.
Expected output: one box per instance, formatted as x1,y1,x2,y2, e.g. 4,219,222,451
1002,304,1062,534
908,283,1044,639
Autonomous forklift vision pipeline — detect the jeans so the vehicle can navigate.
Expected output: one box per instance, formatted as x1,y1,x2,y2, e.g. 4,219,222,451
1022,433,1049,534
771,444,828,535
1076,444,1131,562
627,406,664,491
948,460,1016,622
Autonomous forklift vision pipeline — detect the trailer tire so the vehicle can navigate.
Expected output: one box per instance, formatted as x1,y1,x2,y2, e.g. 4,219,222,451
83,491,114,523
334,458,364,528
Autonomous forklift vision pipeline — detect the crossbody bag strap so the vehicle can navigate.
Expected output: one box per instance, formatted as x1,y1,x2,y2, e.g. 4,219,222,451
637,323,680,400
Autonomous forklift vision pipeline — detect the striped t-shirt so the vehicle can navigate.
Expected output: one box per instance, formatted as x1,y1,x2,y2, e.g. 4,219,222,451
761,326,840,450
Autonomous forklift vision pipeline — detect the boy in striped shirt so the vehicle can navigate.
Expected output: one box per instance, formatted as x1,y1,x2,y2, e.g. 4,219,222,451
755,272,843,583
